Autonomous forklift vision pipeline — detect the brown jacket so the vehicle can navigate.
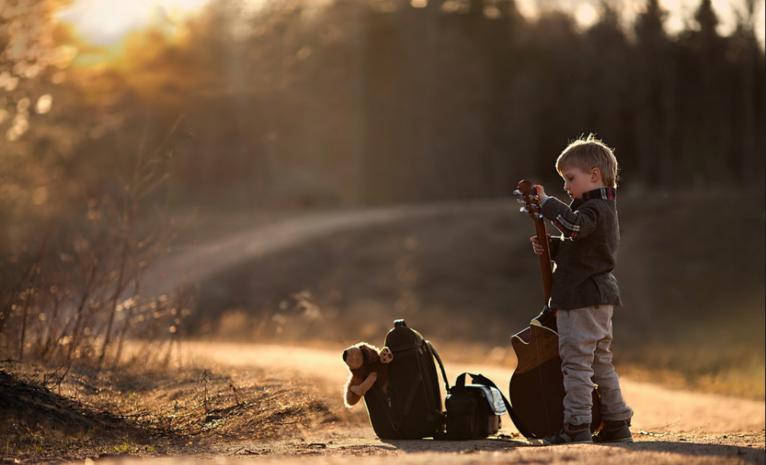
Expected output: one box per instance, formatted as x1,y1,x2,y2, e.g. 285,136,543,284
541,187,622,310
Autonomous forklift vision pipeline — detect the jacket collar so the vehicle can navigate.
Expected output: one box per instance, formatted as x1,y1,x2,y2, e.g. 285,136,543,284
581,187,616,201
570,187,616,209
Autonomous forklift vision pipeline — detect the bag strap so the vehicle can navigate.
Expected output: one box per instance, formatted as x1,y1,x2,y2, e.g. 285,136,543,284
455,372,470,388
425,340,450,440
426,340,450,393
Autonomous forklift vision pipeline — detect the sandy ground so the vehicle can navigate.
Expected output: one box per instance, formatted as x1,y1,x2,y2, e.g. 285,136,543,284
82,341,765,465
76,446,766,465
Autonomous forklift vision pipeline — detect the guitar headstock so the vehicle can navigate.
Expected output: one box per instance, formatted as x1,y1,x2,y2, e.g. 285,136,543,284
513,179,542,219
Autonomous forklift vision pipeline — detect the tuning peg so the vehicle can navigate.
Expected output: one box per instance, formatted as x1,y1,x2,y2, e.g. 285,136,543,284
520,207,529,214
516,198,526,205
512,189,522,197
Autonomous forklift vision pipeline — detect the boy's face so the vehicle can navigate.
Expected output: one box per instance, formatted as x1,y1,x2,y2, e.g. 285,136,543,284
560,166,604,199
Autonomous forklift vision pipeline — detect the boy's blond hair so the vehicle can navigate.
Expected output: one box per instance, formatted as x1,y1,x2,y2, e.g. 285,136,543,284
556,134,619,188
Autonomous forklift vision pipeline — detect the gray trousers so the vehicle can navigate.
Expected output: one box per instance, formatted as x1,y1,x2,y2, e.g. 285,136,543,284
556,305,633,426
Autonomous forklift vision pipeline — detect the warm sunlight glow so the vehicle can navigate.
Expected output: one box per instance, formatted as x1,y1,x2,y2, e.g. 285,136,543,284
574,3,598,28
58,0,213,45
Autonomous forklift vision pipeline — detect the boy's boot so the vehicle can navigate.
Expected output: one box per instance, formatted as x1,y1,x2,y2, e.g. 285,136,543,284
543,423,592,445
592,419,633,443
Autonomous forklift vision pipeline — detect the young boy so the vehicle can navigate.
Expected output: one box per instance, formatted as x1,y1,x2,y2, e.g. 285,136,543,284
530,134,634,444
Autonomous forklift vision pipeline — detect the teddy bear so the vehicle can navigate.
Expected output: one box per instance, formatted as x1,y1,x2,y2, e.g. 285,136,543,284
342,342,394,407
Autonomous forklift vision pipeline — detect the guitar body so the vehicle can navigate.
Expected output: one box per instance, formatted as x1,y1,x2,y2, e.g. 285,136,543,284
508,311,602,438
508,180,602,439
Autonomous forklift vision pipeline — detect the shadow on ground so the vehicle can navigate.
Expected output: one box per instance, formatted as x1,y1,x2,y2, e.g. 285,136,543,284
611,441,764,465
381,436,524,453
377,437,764,465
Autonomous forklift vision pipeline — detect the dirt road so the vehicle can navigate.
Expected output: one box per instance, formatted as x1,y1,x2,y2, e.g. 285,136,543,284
85,341,764,465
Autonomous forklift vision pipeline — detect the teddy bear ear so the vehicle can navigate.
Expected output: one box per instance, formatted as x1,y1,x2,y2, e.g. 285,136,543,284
342,349,348,362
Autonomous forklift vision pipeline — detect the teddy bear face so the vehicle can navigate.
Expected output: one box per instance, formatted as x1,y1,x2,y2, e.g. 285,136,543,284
342,346,364,369
380,347,393,364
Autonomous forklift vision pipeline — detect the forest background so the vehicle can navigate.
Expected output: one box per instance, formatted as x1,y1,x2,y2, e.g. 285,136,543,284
1,0,764,398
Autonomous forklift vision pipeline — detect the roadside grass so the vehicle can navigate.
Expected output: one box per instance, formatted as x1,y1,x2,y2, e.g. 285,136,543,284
617,337,765,399
0,361,341,463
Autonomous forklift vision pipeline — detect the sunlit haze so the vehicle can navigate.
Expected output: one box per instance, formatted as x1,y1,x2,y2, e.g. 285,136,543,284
57,0,213,45
59,0,765,46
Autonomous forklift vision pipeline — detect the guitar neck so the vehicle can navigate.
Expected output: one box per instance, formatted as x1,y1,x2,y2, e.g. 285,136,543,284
515,179,553,306
533,210,553,304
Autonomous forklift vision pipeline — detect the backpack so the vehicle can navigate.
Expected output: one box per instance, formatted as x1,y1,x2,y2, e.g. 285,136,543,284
445,373,510,440
362,319,450,439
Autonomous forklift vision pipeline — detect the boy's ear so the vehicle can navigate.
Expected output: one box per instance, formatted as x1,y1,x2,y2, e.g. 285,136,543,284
590,167,602,183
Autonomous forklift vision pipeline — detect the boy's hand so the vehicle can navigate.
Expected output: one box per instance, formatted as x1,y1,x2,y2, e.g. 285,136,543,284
530,235,546,256
532,184,548,204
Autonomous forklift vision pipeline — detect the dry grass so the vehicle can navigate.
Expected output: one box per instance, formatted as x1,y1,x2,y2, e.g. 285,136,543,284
617,341,766,400
0,360,339,463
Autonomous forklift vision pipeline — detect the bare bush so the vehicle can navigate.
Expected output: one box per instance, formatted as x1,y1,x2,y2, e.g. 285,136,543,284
0,126,191,377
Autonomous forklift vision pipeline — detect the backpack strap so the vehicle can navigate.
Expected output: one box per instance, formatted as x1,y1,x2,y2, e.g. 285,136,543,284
426,340,450,393
425,340,450,440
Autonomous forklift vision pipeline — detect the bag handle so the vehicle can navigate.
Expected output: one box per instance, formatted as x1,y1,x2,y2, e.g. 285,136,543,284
454,372,513,416
426,340,450,393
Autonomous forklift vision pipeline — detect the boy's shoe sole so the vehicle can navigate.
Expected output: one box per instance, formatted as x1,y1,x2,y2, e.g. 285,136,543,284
592,425,633,443
543,430,593,445
544,438,593,445
594,436,633,443
557,439,593,444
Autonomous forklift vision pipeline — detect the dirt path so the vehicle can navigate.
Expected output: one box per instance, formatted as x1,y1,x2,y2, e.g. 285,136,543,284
85,341,763,465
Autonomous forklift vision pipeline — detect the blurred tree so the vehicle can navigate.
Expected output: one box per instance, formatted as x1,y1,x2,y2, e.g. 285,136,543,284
729,0,765,188
519,12,582,180
469,0,485,16
0,0,71,140
683,0,729,185
580,1,632,175
0,0,75,277
495,0,520,21
694,0,719,40
12,0,760,213
633,0,675,188
484,0,522,196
